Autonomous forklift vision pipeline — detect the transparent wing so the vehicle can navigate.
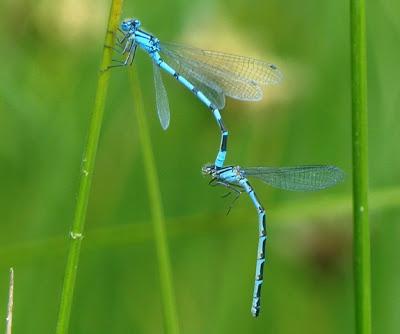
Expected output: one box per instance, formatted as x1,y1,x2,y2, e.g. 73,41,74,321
160,43,261,102
160,42,282,102
242,165,345,191
153,62,170,130
181,70,226,109
160,46,226,108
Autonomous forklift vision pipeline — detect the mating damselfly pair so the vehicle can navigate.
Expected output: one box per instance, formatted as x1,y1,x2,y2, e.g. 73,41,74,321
109,18,282,168
111,18,344,317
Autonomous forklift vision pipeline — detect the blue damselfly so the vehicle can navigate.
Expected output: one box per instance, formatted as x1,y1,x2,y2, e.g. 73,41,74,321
110,18,282,168
203,164,344,316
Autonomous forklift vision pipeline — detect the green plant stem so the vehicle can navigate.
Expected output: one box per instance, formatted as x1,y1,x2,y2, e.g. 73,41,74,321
55,1,123,333
129,67,180,334
6,268,14,334
350,0,371,333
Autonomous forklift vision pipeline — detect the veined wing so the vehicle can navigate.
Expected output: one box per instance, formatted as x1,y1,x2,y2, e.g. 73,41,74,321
160,42,282,102
188,73,226,109
160,45,226,109
176,65,226,109
161,44,261,102
153,62,170,130
242,165,344,191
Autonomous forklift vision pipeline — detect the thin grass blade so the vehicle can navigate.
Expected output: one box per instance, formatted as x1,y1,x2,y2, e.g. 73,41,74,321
55,1,124,333
5,268,14,334
130,67,180,334
350,0,372,332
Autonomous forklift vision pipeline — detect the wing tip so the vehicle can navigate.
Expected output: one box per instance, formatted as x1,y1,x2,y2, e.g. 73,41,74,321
330,166,346,184
268,64,284,85
161,121,170,130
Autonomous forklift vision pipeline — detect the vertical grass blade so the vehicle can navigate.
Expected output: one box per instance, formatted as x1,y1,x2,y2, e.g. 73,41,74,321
350,0,372,333
5,268,14,334
55,1,124,333
129,68,180,334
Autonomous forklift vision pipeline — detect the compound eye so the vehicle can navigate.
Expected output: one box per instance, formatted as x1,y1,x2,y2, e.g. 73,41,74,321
120,20,130,32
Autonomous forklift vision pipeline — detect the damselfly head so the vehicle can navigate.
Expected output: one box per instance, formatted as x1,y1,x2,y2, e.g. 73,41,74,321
202,164,216,176
120,18,141,32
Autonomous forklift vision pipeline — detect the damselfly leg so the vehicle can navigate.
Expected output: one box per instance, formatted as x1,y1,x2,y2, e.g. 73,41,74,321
208,178,243,215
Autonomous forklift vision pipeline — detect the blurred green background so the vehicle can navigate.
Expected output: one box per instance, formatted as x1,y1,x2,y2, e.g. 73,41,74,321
0,0,399,333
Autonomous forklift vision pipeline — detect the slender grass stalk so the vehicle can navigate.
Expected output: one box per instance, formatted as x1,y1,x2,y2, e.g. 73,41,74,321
350,0,371,333
5,268,14,334
129,67,180,334
55,1,124,333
